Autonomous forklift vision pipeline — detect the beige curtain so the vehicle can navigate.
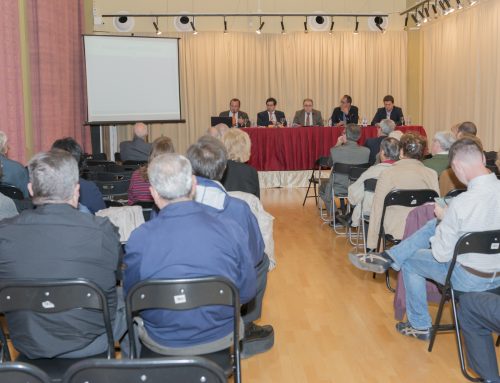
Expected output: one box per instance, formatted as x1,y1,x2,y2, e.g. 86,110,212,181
421,0,500,150
114,31,407,155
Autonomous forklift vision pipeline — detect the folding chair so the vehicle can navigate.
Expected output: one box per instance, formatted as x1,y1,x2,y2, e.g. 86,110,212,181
353,178,378,253
0,183,24,200
445,189,466,198
0,362,51,383
62,357,226,383
303,156,331,206
377,189,439,292
126,277,242,383
0,279,116,381
95,179,131,200
328,162,369,235
345,166,371,244
428,230,500,382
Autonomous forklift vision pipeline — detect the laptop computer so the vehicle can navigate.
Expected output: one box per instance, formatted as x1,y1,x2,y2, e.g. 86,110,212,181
211,116,233,128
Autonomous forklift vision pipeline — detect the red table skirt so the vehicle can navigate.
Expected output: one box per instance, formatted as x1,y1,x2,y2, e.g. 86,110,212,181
242,125,427,171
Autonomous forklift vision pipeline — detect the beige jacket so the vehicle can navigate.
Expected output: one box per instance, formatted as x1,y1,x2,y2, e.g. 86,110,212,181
348,162,394,227
366,159,439,249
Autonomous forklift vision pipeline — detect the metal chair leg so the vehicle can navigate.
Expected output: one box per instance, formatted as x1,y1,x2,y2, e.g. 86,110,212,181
428,287,449,352
385,270,395,293
496,335,500,347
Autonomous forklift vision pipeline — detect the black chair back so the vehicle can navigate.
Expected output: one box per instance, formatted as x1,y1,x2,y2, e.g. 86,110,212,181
0,183,24,200
363,178,378,193
123,160,148,167
349,166,370,183
0,362,51,383
63,357,226,383
0,279,115,361
377,189,439,251
445,189,466,198
95,179,130,198
105,164,140,173
90,172,132,182
333,162,369,176
85,160,114,167
125,277,241,383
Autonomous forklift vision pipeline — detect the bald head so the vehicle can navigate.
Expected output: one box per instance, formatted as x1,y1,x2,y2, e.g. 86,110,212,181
134,123,148,138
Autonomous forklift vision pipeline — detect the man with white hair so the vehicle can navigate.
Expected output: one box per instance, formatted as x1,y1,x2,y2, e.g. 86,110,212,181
0,150,124,358
124,153,257,354
350,136,500,340
119,122,152,162
364,119,396,165
423,131,456,176
0,130,29,197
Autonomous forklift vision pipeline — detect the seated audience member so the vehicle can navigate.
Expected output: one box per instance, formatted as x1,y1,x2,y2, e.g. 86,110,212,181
347,137,400,227
371,95,404,126
452,121,477,138
292,98,323,127
423,131,456,176
330,95,359,126
350,136,500,340
458,292,500,383
219,98,251,127
319,124,370,214
389,130,403,141
364,119,396,165
206,123,230,140
257,97,286,127
124,153,257,354
0,131,29,197
186,136,274,357
119,122,152,162
127,136,175,205
365,133,439,251
220,129,260,198
0,164,19,219
52,137,106,214
0,150,124,358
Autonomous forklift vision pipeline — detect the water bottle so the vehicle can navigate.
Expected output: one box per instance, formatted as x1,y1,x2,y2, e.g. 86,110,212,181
362,117,367,127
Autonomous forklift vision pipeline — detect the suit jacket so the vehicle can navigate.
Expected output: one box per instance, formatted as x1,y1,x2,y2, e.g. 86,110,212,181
257,110,286,127
292,109,323,126
221,160,260,199
364,136,386,165
371,106,404,126
366,159,439,249
0,203,121,358
219,110,251,127
119,136,152,162
0,154,29,198
330,106,359,125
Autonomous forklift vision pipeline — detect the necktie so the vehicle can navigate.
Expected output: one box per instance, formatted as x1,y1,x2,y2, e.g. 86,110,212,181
307,113,312,126
232,114,236,127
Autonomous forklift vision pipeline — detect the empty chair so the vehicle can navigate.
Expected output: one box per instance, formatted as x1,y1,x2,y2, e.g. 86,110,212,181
62,357,226,383
303,157,331,206
0,362,51,383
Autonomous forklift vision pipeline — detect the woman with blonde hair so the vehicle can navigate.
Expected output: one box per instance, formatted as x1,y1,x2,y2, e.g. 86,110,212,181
221,129,260,198
127,136,175,205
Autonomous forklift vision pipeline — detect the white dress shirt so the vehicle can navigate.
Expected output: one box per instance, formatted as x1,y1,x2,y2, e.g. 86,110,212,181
431,173,500,272
304,112,312,126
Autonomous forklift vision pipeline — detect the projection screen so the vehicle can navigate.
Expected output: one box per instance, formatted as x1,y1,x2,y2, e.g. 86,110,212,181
84,35,181,123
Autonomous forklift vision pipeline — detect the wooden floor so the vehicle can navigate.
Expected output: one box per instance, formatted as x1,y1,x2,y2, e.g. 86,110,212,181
242,187,474,383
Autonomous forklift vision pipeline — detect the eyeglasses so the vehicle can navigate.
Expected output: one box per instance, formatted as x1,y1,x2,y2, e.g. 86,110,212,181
341,100,349,104
303,104,313,107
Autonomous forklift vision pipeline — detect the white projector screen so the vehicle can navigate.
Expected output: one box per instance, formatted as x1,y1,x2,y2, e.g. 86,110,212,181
84,35,181,123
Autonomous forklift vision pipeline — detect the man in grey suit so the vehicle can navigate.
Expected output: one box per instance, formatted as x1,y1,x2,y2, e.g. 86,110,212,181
119,122,152,162
292,99,323,127
219,98,251,127
319,124,370,214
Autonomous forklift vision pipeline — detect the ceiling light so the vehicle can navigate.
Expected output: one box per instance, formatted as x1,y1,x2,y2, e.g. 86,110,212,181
444,0,455,14
418,9,428,23
153,17,161,35
424,7,430,18
456,0,464,9
468,0,478,5
190,19,198,35
432,3,439,17
374,15,386,33
304,17,308,33
354,16,359,34
256,16,264,34
223,16,228,33
329,20,334,35
411,13,421,27
281,16,286,35
404,14,409,31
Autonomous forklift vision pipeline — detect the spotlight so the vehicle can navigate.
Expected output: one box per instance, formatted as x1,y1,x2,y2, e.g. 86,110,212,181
432,3,439,17
304,17,308,33
468,0,478,5
223,16,228,33
439,0,447,11
281,16,286,35
411,13,421,27
354,16,359,34
256,16,264,34
404,14,408,31
418,9,428,23
444,0,455,14
153,17,161,35
190,19,198,35
329,20,334,35
456,0,464,9
424,7,430,18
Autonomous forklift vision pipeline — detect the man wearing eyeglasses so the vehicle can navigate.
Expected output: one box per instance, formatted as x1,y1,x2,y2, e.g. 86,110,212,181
330,95,359,126
292,98,323,127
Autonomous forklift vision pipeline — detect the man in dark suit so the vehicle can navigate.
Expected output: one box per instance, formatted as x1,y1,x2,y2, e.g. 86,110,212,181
330,95,359,126
219,98,251,127
371,95,404,126
292,98,323,127
119,122,152,162
257,98,286,127
364,119,396,165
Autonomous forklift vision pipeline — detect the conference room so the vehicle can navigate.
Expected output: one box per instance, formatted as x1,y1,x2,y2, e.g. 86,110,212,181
1,0,500,382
